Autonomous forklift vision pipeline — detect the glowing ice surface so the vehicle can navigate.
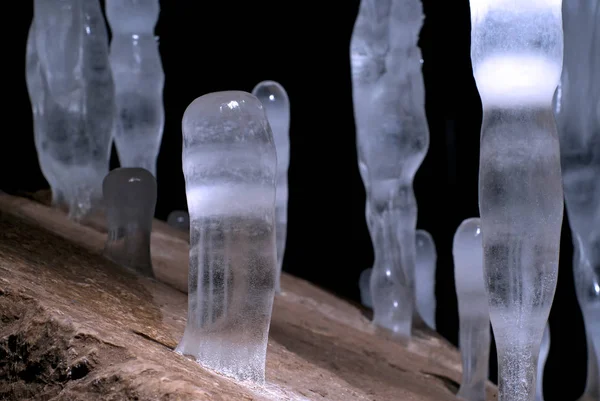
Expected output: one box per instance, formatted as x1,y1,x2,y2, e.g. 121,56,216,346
351,0,429,338
176,91,277,384
554,2,600,398
470,0,564,399
105,0,164,177
167,210,190,231
103,167,157,277
415,229,436,330
535,323,550,401
26,0,115,220
453,218,489,401
252,81,290,293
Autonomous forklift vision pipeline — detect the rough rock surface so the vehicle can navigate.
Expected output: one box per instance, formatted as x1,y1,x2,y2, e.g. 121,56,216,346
0,192,497,400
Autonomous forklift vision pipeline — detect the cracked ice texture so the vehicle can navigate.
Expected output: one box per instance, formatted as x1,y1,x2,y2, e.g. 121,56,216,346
26,0,115,220
535,323,550,401
105,0,164,178
176,91,277,384
453,218,489,401
167,210,190,231
470,0,564,400
553,1,600,399
351,0,429,338
103,167,156,277
415,229,436,329
252,81,290,293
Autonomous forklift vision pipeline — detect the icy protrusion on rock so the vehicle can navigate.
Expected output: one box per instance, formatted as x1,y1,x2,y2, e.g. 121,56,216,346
105,0,165,177
252,80,290,293
415,229,436,330
167,210,190,231
176,91,277,384
103,167,156,277
553,2,600,399
453,218,489,401
470,0,564,399
535,323,550,401
28,0,115,220
359,268,373,308
351,0,430,338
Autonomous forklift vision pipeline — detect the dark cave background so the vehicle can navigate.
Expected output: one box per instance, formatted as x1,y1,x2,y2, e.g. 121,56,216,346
3,1,587,399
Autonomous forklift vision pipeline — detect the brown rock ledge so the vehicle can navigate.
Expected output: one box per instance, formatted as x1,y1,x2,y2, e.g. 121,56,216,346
0,193,497,400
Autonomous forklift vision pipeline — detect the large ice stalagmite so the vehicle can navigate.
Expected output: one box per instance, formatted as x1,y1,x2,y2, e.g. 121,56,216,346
350,0,429,337
176,91,278,384
554,1,600,399
28,0,115,220
252,81,290,293
105,0,165,177
469,0,564,400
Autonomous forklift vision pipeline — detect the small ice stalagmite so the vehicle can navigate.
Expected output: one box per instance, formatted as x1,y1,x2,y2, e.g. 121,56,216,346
29,0,115,220
351,0,430,338
359,268,373,308
554,1,600,399
415,229,436,330
167,210,190,231
535,323,550,401
105,0,165,177
453,218,489,401
252,81,290,293
103,167,157,277
176,91,277,384
469,0,564,399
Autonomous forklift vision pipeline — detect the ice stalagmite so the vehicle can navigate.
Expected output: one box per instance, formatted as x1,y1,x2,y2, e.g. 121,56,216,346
350,0,429,338
252,81,290,293
469,0,564,400
453,218,489,401
554,1,600,399
176,91,277,384
105,0,165,177
415,229,436,330
28,0,115,220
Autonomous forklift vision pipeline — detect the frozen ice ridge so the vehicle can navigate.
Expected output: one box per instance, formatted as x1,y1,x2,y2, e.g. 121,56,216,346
26,0,115,220
105,0,165,177
103,167,157,277
252,80,290,293
176,91,278,384
351,0,430,338
535,323,550,401
453,218,489,401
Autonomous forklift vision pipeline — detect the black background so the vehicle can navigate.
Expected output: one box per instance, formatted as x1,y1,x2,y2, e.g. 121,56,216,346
4,1,588,399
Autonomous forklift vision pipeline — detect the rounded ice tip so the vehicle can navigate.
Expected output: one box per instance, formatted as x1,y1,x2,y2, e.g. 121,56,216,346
103,167,157,222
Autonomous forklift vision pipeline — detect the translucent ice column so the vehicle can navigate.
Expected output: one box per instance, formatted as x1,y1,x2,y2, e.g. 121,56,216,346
359,268,373,308
535,323,550,401
103,167,156,277
469,0,564,400
29,0,115,220
415,229,436,330
351,0,430,337
105,0,165,177
252,81,290,293
167,210,190,231
553,2,600,399
453,218,489,401
176,91,278,384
